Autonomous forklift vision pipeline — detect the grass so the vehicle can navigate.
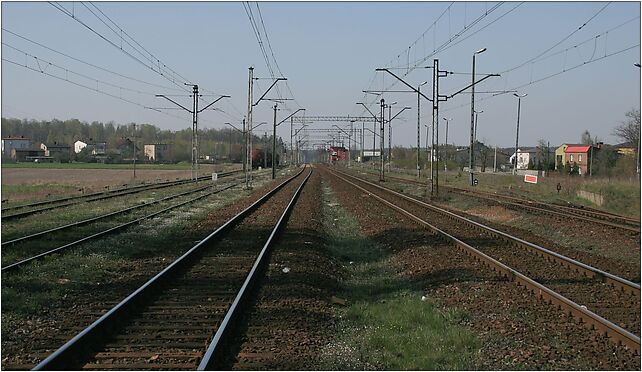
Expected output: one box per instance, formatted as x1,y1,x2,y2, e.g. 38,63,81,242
318,182,478,370
1,172,279,318
352,162,640,218
1,183,78,200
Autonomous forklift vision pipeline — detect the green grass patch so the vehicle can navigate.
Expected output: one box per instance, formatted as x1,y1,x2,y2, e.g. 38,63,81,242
1,162,194,170
319,182,478,370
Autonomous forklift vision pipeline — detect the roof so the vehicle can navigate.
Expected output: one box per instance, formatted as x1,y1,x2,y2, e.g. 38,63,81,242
565,145,591,153
43,143,70,148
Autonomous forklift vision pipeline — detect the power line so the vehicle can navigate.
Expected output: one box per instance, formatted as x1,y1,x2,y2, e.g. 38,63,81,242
2,56,187,123
2,42,161,96
48,1,189,92
440,42,640,113
1,28,185,93
360,2,504,109
499,2,612,75
86,2,193,87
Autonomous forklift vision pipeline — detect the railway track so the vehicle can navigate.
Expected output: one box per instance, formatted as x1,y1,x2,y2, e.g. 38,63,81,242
350,167,640,233
1,169,243,220
1,170,273,272
32,166,312,370
324,166,640,353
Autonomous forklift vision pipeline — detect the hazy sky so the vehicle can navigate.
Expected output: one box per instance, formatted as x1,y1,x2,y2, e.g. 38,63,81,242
1,1,640,148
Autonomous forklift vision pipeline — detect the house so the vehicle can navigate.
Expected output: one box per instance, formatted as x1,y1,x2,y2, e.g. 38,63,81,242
2,136,31,157
328,146,348,162
40,142,71,161
614,142,636,157
74,140,106,155
564,145,592,175
509,147,538,170
555,144,570,170
74,140,87,154
11,148,46,162
144,143,171,162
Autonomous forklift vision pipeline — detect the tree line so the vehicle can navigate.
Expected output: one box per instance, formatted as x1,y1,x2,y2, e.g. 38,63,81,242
1,117,286,163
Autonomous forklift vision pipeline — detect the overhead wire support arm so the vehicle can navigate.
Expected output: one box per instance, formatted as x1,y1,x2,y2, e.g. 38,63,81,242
375,68,433,102
277,108,305,126
253,78,287,106
198,95,231,113
155,94,193,113
447,74,500,99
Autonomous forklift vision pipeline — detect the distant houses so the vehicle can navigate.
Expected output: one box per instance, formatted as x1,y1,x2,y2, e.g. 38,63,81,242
144,143,170,162
74,140,107,155
2,136,31,157
41,142,71,162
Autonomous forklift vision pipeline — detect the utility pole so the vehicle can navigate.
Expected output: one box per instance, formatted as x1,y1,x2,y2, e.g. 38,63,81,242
246,67,254,188
361,122,365,162
388,102,396,172
380,98,385,181
432,59,439,196
513,93,527,175
589,144,593,176
191,85,199,181
494,145,497,173
242,118,246,173
155,87,229,182
470,47,487,186
290,116,294,165
417,85,421,178
272,103,278,179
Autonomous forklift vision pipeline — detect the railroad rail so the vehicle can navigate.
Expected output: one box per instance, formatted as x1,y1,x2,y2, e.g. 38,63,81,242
324,166,640,353
1,171,267,272
1,169,242,220
350,167,640,233
33,166,311,370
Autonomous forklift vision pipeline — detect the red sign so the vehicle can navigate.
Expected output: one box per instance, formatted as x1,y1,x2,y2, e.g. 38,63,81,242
524,174,538,184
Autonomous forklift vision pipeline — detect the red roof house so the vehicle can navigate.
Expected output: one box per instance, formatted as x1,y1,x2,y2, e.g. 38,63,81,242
564,145,592,175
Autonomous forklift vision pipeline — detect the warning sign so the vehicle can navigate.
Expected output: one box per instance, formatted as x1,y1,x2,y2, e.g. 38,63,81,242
524,174,538,184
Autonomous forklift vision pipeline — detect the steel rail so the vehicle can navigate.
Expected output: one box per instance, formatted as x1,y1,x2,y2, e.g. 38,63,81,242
198,168,312,369
2,183,213,246
325,167,640,353
337,168,640,294
2,170,260,246
32,166,308,370
1,169,242,219
352,166,640,233
443,186,641,233
2,179,244,272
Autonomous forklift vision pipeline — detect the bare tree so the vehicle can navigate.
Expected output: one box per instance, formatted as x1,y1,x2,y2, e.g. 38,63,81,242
580,130,593,145
613,108,641,146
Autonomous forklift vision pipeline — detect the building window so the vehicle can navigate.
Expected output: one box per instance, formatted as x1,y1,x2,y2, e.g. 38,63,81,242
579,154,582,162
570,154,574,162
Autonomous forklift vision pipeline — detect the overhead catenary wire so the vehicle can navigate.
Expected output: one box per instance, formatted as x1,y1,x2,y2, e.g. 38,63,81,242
1,28,185,93
2,56,187,122
499,1,612,75
2,42,162,96
86,2,194,87
440,42,640,114
47,2,189,92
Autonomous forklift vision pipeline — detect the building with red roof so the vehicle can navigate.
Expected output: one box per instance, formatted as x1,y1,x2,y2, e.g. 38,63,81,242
564,145,592,175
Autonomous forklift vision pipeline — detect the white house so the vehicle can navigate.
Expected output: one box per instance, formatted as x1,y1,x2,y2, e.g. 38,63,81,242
74,140,87,154
509,148,538,170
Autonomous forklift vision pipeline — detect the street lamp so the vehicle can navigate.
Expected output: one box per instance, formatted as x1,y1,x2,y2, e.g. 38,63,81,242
417,81,428,178
469,47,487,186
442,117,451,171
513,93,528,175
